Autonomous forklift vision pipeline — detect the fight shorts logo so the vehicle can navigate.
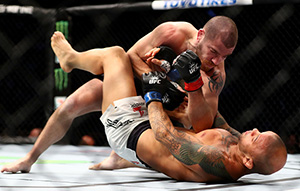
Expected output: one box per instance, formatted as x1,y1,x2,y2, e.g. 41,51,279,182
131,161,140,165
106,119,134,129
131,102,145,117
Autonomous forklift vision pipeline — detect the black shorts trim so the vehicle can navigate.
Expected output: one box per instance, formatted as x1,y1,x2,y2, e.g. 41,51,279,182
127,120,151,168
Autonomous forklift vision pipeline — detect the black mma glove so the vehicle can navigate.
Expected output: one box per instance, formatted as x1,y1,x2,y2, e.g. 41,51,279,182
154,46,181,81
142,71,167,106
173,50,203,92
162,81,186,111
142,71,186,110
154,46,177,72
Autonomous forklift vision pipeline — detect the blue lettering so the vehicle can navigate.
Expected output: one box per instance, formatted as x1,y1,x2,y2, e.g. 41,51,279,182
161,0,236,8
220,0,227,5
180,0,188,7
164,1,168,8
211,0,218,5
170,1,179,8
229,0,236,5
206,0,210,6
189,0,197,7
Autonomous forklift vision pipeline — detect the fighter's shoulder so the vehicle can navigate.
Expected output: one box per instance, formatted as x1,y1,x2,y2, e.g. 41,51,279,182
196,128,233,141
156,21,196,33
215,128,232,135
159,21,195,27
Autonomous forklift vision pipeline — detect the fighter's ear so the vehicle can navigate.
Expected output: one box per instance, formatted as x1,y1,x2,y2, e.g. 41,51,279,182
243,155,254,170
197,28,205,41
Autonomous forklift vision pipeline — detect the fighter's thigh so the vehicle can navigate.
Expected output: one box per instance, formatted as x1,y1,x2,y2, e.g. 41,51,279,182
64,78,103,116
101,47,136,112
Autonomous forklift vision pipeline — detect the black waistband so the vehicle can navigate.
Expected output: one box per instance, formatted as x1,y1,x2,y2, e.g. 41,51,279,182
127,120,151,151
127,120,151,167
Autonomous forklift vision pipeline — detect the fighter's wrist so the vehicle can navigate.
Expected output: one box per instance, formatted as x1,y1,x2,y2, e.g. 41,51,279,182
144,91,163,106
167,69,181,81
184,76,204,92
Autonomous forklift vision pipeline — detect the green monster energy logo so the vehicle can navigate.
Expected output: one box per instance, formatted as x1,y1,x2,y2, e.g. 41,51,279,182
56,21,69,39
55,68,68,91
55,21,69,91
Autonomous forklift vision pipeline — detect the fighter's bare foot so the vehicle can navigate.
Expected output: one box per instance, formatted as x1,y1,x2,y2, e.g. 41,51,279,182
89,151,137,170
51,31,77,73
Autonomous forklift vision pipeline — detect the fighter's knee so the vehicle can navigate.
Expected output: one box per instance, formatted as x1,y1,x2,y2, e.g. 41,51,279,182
110,46,126,57
110,46,128,60
57,80,102,117
57,96,80,117
110,46,131,67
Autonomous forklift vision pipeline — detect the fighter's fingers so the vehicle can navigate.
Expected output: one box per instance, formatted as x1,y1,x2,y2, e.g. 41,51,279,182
150,58,161,66
146,58,162,67
151,47,161,57
146,57,154,65
184,96,188,102
152,59,171,73
144,47,160,58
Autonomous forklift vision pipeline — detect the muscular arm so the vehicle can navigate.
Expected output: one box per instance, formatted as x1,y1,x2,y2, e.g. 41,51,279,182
187,90,215,132
148,101,233,181
127,22,192,78
188,69,225,132
188,69,241,139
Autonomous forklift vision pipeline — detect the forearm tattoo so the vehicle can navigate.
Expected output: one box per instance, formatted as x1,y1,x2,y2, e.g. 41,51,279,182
207,71,224,95
149,104,233,180
213,113,241,139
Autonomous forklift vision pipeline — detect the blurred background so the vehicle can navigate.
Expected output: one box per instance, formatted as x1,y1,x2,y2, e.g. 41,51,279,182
0,0,299,153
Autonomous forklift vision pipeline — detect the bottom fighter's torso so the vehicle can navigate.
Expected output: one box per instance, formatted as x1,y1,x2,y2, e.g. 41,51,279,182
136,127,239,182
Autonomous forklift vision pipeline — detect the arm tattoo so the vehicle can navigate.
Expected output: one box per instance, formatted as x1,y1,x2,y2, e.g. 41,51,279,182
176,142,233,180
212,115,226,127
197,146,233,180
213,112,241,139
207,71,224,95
222,134,238,152
149,103,233,180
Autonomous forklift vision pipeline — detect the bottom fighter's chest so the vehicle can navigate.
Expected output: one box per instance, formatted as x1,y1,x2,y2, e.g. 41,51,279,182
196,129,238,148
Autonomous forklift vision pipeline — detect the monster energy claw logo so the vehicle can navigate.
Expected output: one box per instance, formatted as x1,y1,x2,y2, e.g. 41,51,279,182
55,68,68,91
56,21,69,39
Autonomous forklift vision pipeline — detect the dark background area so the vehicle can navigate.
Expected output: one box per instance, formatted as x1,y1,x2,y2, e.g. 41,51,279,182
0,1,300,153
0,0,138,8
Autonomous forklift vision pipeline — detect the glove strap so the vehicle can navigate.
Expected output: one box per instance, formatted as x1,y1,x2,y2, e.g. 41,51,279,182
144,91,162,106
184,77,204,92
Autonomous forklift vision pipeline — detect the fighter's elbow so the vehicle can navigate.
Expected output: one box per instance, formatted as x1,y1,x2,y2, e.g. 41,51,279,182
192,113,215,133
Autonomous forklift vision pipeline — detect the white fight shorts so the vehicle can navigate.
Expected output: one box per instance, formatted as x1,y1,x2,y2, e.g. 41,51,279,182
100,96,149,168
